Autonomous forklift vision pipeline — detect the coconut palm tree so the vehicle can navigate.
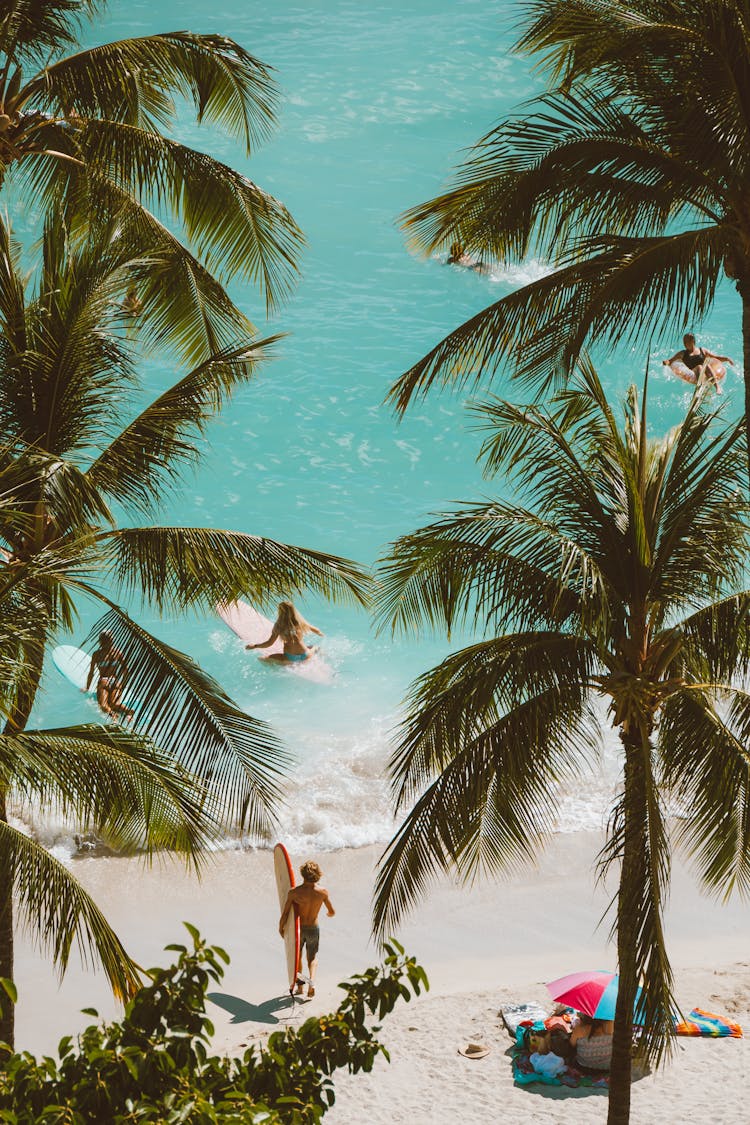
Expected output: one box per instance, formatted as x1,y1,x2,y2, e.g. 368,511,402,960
0,0,303,363
0,215,369,1048
390,1,750,473
373,361,750,1124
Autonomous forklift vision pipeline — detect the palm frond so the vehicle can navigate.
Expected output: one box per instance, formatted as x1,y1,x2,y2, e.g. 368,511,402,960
8,166,259,365
674,592,750,684
72,119,303,309
0,819,140,999
0,1,100,66
390,225,727,412
660,687,750,898
87,339,281,514
0,723,219,863
28,32,280,150
402,88,721,262
376,501,609,639
373,680,596,940
99,526,372,613
389,632,598,808
83,606,288,837
651,414,748,608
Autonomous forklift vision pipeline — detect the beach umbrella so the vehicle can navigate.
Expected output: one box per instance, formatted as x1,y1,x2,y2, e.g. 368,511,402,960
546,970,644,1023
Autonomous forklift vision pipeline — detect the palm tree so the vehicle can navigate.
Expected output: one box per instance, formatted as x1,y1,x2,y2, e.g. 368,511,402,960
373,361,750,1125
0,0,304,363
0,216,370,1048
390,1,750,474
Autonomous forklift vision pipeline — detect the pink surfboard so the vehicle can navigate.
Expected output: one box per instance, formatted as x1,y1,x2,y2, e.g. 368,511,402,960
216,599,333,682
216,600,284,657
274,842,300,992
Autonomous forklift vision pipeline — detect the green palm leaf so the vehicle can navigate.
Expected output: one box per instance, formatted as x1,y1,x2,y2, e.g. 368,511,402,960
389,633,598,808
0,819,140,1001
73,120,303,308
374,681,596,939
87,340,282,514
84,607,289,837
675,593,750,683
660,688,750,897
376,501,608,638
100,526,372,613
0,724,219,862
27,32,279,150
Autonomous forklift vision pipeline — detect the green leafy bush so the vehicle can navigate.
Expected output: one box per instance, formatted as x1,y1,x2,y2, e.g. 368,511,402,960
0,924,428,1123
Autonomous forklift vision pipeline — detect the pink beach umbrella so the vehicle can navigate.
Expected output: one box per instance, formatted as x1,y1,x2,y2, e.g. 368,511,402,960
547,970,643,1023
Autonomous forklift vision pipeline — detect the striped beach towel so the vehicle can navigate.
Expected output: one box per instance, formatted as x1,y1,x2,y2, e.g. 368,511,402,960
674,1008,743,1038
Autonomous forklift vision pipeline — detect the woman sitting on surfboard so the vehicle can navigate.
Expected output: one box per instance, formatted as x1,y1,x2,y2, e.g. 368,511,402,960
84,631,134,723
663,333,734,393
246,601,323,663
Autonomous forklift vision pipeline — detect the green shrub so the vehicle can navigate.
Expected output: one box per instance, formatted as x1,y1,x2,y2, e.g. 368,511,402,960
0,925,428,1123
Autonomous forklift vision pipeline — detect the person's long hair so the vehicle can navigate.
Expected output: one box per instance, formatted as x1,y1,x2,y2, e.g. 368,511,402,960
274,601,311,641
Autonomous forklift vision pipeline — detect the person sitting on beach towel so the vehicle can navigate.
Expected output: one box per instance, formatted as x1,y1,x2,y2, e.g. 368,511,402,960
571,1014,614,1071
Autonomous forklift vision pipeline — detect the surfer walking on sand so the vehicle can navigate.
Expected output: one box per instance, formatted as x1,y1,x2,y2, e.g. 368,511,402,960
84,630,134,723
279,860,335,999
663,332,734,394
246,600,323,663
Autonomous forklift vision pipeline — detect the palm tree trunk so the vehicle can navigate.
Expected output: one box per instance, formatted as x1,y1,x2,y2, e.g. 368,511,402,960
607,738,647,1125
741,284,750,487
0,789,13,1051
0,634,47,1050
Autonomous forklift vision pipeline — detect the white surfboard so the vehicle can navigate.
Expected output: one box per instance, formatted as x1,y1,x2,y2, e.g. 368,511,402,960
51,645,141,711
274,842,301,993
215,600,333,681
52,645,95,692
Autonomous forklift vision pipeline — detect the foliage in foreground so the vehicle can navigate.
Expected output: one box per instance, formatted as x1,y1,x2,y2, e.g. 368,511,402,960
0,926,428,1124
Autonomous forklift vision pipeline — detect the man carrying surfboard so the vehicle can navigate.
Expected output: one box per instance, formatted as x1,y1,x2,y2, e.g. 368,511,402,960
278,860,335,999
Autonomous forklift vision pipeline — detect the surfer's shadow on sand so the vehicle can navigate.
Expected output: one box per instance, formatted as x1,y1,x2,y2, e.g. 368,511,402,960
207,991,295,1025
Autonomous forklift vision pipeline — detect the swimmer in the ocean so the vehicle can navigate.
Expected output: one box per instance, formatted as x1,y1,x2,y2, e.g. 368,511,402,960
246,601,323,663
663,333,734,394
446,241,491,274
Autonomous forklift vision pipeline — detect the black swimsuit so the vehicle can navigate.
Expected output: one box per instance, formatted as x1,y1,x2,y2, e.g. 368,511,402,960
682,348,706,371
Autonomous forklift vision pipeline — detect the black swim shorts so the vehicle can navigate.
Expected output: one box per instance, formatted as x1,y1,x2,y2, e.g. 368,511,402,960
300,924,320,959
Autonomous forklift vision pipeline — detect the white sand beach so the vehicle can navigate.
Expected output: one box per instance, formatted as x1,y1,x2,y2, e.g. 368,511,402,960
13,831,750,1124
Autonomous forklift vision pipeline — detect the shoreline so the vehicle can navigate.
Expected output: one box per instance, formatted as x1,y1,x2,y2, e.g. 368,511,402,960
14,830,750,1045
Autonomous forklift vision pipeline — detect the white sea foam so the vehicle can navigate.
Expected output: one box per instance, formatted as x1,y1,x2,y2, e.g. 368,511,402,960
9,699,627,862
488,257,554,287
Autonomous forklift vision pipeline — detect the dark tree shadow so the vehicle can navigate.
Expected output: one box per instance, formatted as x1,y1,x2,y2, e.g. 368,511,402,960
207,992,295,1025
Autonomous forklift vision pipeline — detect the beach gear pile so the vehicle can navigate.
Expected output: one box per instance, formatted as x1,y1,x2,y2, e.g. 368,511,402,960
503,1000,743,1091
503,1006,609,1089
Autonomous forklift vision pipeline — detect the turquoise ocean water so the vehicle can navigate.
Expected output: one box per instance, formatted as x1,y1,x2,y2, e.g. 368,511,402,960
26,0,744,854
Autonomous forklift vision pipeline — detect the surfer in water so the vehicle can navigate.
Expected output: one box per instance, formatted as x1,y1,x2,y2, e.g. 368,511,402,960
663,333,734,393
246,600,323,663
84,631,135,723
279,860,335,999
